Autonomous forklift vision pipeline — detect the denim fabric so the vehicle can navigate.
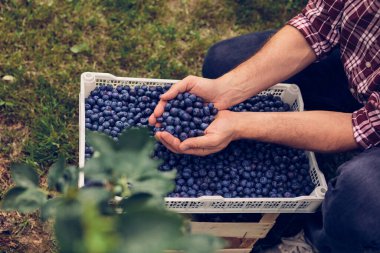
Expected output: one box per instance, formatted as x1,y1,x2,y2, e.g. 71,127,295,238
305,147,380,253
202,31,380,253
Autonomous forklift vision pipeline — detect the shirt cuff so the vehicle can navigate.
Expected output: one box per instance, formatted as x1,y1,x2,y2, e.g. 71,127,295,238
352,105,380,149
287,14,329,59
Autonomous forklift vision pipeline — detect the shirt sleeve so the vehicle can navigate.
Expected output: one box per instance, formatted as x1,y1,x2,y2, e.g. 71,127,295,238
286,0,344,58
352,91,380,148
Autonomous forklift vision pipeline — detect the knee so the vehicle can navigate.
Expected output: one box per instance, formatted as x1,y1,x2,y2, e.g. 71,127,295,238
323,148,380,247
202,31,276,79
202,40,232,79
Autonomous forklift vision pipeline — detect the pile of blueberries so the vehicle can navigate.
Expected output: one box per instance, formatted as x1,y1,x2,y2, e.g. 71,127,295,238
85,84,315,198
154,140,314,198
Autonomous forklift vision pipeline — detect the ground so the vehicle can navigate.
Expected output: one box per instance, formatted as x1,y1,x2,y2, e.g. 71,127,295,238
0,0,354,252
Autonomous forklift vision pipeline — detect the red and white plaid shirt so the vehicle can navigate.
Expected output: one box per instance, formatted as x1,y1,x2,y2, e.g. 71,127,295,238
287,0,380,148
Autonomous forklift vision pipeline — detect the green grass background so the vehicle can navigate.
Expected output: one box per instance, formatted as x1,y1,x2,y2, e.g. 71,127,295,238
1,1,361,252
0,0,308,172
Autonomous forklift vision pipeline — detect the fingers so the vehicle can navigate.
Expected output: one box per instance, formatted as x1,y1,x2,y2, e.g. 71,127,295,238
156,131,181,153
153,100,166,118
148,114,156,125
179,135,217,151
149,100,167,125
160,76,196,100
157,131,222,156
181,147,220,156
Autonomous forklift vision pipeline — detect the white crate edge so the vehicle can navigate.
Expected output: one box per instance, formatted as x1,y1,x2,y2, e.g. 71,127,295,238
79,72,328,213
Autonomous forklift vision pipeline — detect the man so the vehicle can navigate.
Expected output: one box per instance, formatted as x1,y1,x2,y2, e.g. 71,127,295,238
149,0,380,252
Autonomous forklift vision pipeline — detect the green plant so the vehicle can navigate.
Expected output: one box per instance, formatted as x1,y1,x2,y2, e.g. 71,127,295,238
1,128,224,253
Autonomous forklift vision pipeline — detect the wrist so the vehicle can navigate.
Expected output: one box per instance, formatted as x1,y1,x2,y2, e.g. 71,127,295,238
230,111,248,141
231,112,266,141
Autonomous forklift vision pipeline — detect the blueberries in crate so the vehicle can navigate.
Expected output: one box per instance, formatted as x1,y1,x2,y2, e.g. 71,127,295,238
154,92,218,141
154,140,315,198
84,84,315,198
84,84,169,158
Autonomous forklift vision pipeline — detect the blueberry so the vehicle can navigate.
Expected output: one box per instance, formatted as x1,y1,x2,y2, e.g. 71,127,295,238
189,122,196,129
179,133,188,141
115,121,124,128
169,108,179,116
175,125,182,134
188,130,196,137
189,94,197,102
87,98,95,105
193,117,202,126
166,116,174,125
162,112,170,119
164,103,172,111
184,98,193,107
203,106,211,116
200,123,208,130
194,102,203,108
165,126,175,135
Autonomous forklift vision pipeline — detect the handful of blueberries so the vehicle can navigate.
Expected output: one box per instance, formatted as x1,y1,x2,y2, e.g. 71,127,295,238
154,92,218,141
84,84,315,198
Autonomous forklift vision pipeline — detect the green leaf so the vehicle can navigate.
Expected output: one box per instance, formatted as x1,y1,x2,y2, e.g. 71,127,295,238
86,130,116,156
70,43,90,54
82,204,118,253
117,128,154,151
130,174,175,197
48,157,79,193
77,187,112,214
41,197,64,221
11,163,39,188
0,100,14,106
116,208,185,253
55,200,85,253
119,193,165,212
83,157,112,181
1,187,47,213
48,157,65,190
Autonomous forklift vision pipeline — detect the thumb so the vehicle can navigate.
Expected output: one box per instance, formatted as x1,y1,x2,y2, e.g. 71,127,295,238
160,76,196,100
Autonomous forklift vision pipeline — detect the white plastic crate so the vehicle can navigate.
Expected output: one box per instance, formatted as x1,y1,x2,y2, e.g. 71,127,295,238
79,72,328,213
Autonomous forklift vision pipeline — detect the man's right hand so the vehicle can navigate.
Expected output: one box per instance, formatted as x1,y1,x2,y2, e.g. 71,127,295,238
149,75,235,125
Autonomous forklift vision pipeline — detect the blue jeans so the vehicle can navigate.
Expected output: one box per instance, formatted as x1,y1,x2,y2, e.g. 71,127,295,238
202,31,380,253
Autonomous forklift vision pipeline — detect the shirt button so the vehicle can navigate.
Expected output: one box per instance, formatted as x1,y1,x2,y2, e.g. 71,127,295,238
365,62,372,68
350,88,355,93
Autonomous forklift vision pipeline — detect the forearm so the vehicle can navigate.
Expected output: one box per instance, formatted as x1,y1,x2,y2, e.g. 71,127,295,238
217,25,316,105
234,111,359,152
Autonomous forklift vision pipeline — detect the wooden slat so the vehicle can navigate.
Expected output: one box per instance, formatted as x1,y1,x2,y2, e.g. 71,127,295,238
223,237,257,249
191,222,272,238
168,214,280,253
259,213,280,223
166,249,252,253
217,249,252,253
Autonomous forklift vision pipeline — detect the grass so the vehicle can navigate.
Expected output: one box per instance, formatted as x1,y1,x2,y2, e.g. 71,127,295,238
0,0,307,170
1,0,357,252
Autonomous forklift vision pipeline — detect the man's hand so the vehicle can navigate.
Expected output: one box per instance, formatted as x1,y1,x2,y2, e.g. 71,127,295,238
148,75,244,125
155,110,239,156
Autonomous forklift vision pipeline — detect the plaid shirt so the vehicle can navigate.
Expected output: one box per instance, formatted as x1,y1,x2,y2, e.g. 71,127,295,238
287,0,380,148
